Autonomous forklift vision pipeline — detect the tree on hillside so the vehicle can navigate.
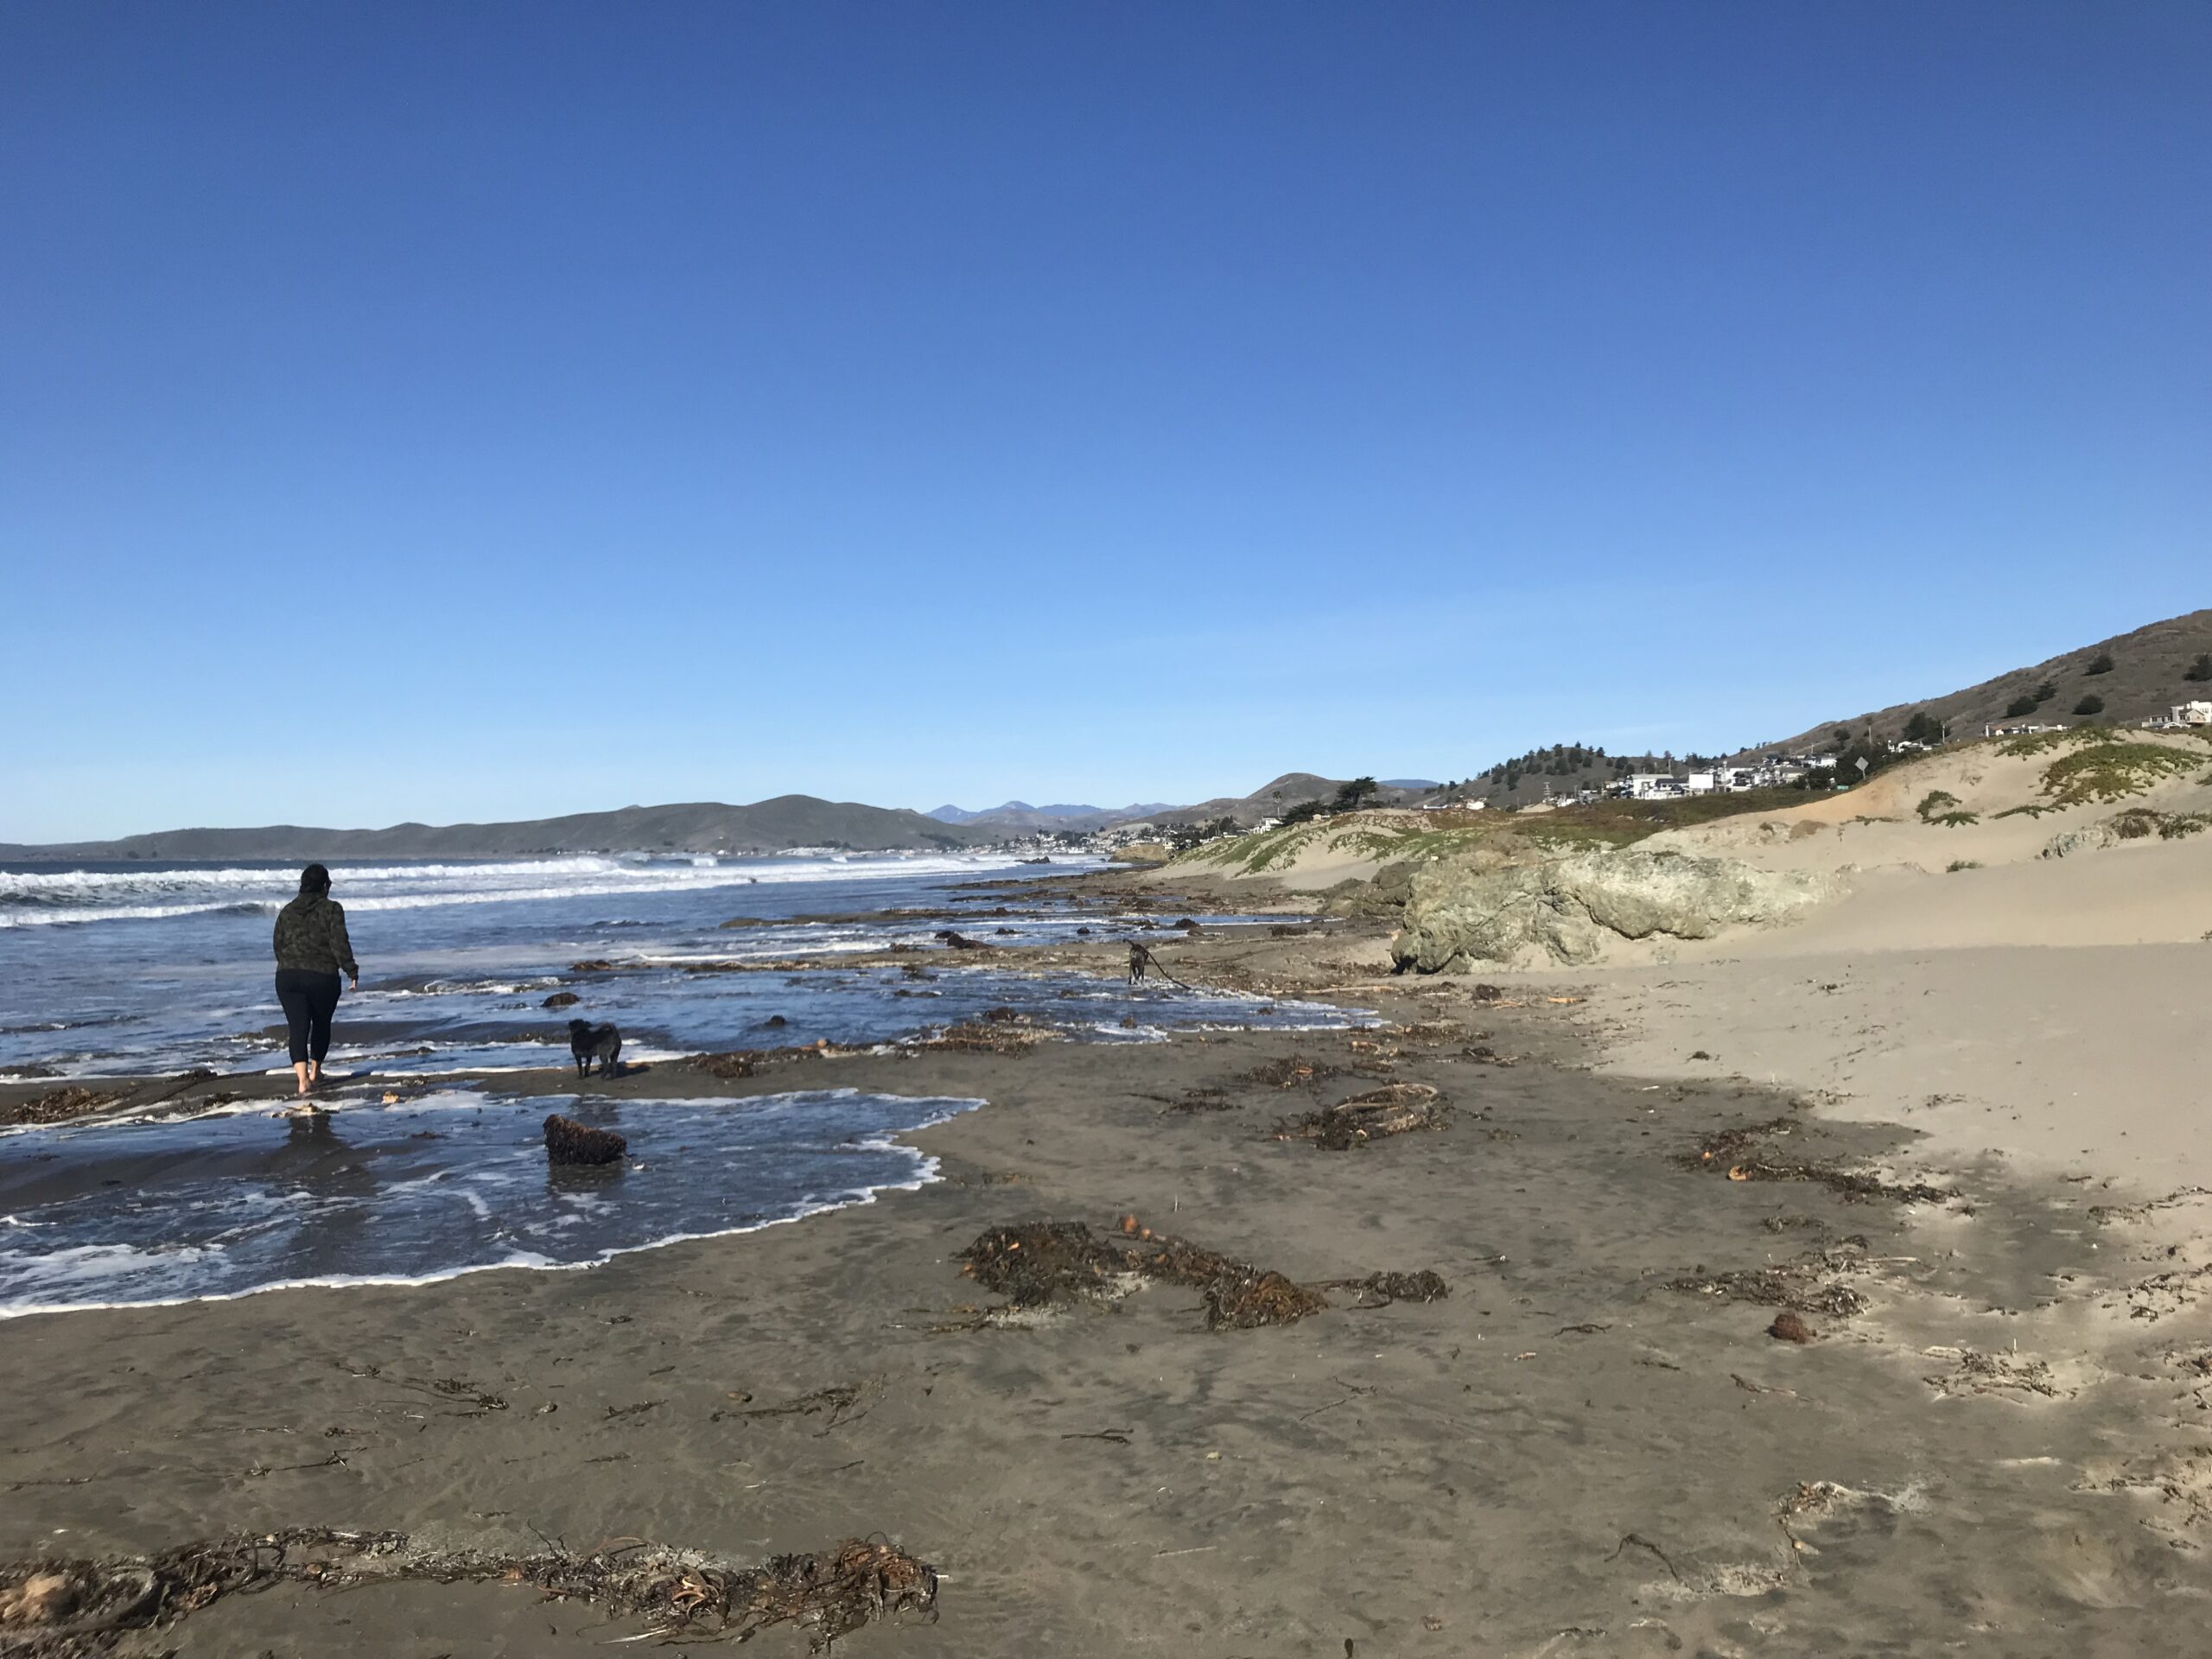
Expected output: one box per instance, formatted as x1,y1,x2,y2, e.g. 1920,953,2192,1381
2005,694,2039,717
1901,710,1942,744
2185,653,2212,683
1832,738,1899,786
2084,652,2114,676
1332,776,1381,810
1169,815,1241,851
2074,694,2106,717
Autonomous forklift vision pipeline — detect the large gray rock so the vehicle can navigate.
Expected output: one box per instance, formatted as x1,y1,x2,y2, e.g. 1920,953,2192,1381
1389,848,1837,971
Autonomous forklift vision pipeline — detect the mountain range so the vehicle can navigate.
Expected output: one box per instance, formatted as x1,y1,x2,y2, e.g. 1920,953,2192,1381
8,611,2202,861
0,798,989,863
925,800,1178,831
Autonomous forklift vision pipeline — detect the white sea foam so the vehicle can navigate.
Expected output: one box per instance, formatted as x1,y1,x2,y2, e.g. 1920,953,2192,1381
0,852,1064,928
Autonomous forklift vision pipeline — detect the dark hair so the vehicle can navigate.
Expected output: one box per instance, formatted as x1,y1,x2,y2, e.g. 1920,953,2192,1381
299,863,332,894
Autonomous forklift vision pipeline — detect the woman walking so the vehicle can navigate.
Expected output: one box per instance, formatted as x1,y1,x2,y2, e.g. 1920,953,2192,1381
272,863,359,1096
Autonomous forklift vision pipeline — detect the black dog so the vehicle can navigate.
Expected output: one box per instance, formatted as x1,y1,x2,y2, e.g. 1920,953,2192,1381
567,1019,622,1078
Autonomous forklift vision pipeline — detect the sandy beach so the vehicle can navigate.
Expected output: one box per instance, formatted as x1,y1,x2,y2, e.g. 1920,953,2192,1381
5,858,2210,1657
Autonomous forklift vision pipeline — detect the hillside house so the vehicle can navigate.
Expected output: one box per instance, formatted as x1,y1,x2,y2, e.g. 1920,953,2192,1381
2143,701,2212,730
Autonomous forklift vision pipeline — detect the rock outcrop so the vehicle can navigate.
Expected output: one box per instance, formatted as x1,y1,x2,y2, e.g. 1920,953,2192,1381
1389,848,1836,971
2041,824,2117,859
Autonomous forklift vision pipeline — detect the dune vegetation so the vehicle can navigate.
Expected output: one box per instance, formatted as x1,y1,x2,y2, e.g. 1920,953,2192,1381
1176,789,1815,876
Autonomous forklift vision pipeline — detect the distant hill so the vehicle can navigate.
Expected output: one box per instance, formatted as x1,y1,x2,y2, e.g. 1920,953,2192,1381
1756,608,2212,753
1135,772,1433,829
925,799,1176,831
0,797,993,862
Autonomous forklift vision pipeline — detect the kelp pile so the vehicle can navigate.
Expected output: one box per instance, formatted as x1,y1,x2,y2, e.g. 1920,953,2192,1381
1680,1119,1957,1205
0,1087,117,1127
0,1529,937,1655
956,1219,1444,1332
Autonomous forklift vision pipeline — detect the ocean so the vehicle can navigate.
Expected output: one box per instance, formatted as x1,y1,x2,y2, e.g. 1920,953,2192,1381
0,852,1360,1314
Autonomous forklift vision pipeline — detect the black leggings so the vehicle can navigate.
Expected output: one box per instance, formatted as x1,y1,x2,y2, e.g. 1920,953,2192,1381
275,969,342,1065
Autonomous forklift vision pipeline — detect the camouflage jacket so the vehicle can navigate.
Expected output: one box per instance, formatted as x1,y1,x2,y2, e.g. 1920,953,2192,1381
272,893,358,978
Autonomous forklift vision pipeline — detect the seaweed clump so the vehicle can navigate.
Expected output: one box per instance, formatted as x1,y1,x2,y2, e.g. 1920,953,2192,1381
1338,1270,1450,1305
1149,1235,1330,1329
544,1114,627,1166
1244,1054,1339,1090
1276,1083,1447,1151
0,1529,936,1656
1680,1119,1956,1205
909,1020,1044,1055
1670,1242,1873,1319
958,1221,1136,1309
957,1220,1352,1331
0,1087,118,1127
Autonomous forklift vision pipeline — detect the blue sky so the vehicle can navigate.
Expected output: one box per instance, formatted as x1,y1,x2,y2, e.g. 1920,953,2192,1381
4,2,2205,841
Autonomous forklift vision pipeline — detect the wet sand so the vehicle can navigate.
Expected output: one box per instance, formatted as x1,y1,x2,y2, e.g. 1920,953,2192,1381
3,901,2209,1655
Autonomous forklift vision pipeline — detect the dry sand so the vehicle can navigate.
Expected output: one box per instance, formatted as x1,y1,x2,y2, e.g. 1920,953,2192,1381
5,873,2212,1655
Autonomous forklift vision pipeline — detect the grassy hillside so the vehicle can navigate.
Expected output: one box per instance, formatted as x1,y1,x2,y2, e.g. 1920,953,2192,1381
1761,609,2212,753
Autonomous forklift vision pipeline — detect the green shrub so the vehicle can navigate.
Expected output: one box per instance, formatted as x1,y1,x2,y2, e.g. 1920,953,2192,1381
2005,694,2040,717
2107,809,2208,842
1933,810,1980,828
2186,653,2212,683
1946,860,1980,873
2040,742,2200,806
2084,652,2114,677
2074,695,2106,716
1915,790,1961,822
1992,804,2050,819
2001,726,2119,757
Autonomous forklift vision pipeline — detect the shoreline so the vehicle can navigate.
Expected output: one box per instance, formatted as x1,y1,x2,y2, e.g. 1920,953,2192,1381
4,879,2209,1652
